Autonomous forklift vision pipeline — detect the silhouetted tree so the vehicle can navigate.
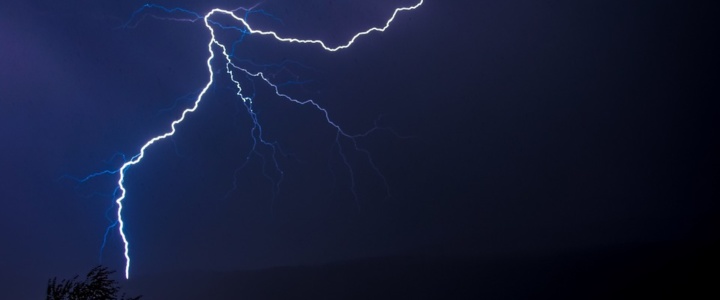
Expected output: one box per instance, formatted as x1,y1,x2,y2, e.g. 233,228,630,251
46,266,141,300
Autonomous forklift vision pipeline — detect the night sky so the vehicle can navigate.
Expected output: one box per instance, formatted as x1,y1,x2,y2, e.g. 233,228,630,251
1,0,718,298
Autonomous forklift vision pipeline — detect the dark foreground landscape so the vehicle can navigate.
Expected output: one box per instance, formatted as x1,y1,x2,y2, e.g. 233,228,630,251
123,239,717,299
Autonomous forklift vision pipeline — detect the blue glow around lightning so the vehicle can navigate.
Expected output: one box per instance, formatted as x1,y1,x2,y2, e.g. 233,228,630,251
82,0,423,279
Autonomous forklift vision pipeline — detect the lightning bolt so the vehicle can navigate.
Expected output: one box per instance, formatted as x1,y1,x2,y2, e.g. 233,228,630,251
84,0,423,279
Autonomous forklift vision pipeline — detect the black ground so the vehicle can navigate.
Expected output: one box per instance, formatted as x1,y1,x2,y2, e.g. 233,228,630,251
125,238,718,299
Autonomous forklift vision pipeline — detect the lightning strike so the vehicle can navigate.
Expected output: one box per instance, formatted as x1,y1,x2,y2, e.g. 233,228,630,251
87,0,423,279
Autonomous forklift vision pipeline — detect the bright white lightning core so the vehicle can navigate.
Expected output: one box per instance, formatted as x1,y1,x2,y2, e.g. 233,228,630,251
110,0,423,279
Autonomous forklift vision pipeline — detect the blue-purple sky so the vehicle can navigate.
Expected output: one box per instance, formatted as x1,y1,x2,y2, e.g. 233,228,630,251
1,0,717,298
